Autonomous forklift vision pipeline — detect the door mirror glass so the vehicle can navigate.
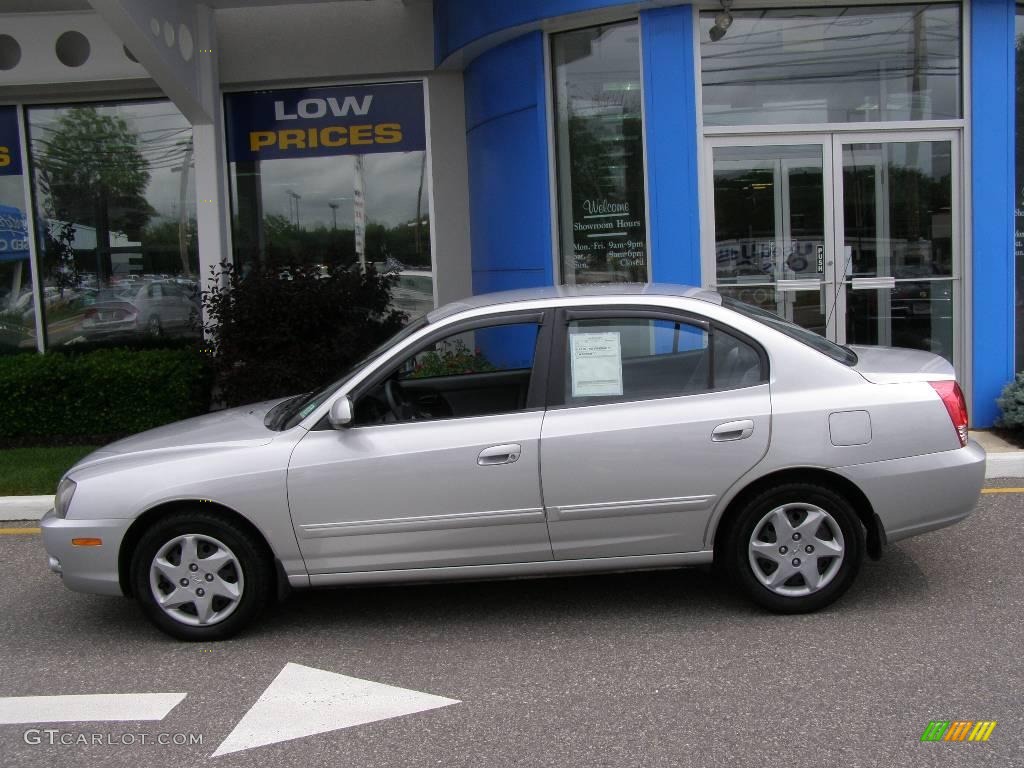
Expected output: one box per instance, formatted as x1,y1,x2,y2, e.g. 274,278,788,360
328,396,354,429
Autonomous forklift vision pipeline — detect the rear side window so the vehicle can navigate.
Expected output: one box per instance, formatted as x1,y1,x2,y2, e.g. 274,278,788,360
723,297,857,366
563,317,764,405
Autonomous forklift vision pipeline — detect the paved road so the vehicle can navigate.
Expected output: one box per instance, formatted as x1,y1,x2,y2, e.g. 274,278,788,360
1,484,1021,767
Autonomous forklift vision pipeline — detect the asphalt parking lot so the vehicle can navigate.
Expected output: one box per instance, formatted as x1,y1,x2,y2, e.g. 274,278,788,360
0,483,1021,768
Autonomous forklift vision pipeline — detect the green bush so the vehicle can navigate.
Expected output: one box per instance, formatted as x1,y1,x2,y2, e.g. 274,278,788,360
202,261,406,407
0,347,211,444
997,372,1024,430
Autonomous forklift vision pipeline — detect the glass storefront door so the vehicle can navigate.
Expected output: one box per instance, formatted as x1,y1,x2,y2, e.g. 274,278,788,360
704,132,961,369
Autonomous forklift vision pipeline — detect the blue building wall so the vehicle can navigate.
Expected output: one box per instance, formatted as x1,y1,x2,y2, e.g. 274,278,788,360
970,0,1016,426
452,0,1018,427
464,32,554,295
640,5,701,286
435,0,633,65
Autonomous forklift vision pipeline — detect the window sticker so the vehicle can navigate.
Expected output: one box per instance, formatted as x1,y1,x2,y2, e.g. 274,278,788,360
570,331,623,397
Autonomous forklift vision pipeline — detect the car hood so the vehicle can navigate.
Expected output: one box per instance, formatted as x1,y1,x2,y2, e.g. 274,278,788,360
71,398,289,471
849,345,955,384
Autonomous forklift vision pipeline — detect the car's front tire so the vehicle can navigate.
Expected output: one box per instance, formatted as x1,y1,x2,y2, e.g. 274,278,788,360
130,511,272,640
724,483,865,613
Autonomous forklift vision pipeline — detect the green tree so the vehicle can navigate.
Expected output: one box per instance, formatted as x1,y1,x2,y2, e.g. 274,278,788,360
35,107,153,283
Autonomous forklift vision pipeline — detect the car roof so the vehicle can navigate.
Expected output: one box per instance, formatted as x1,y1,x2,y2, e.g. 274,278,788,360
427,283,721,322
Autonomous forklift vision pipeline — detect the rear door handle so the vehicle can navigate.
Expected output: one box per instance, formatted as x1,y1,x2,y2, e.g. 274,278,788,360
711,419,755,442
478,443,521,466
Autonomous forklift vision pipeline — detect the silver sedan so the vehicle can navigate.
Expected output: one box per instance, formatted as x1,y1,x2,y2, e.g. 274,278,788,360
41,285,986,640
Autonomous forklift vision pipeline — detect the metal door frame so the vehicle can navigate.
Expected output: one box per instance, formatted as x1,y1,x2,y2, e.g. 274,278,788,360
702,129,964,376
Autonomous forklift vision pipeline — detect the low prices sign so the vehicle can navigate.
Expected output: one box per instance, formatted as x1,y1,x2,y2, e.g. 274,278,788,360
225,82,425,162
0,106,23,176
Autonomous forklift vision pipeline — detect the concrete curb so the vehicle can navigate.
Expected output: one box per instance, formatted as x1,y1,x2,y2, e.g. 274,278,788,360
0,496,52,522
984,452,1024,479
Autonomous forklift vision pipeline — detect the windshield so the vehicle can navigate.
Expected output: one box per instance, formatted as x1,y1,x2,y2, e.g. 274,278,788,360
268,315,430,431
723,297,858,366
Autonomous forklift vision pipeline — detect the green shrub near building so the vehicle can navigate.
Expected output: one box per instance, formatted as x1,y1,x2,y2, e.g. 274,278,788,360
0,347,211,445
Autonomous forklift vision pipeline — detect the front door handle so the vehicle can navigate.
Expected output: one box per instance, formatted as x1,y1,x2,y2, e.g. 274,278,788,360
711,419,755,442
477,443,521,466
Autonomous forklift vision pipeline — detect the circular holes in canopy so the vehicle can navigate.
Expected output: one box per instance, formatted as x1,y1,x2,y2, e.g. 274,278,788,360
55,30,90,68
178,24,193,61
163,21,175,47
0,35,21,71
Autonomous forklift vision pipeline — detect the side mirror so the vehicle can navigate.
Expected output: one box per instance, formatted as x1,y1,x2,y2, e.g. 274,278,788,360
328,396,354,429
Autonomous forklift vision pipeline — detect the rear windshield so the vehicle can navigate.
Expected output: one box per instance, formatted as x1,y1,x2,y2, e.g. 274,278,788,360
722,297,858,366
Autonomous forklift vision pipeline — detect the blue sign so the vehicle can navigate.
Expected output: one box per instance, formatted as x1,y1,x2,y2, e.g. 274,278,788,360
0,204,29,264
0,106,22,176
225,81,425,162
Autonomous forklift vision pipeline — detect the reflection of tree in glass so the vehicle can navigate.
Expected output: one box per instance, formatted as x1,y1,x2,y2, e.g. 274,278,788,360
35,107,153,284
567,113,646,281
408,340,495,379
253,213,431,270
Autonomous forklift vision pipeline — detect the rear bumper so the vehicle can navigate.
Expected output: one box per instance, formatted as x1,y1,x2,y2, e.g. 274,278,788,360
39,508,132,596
836,440,986,543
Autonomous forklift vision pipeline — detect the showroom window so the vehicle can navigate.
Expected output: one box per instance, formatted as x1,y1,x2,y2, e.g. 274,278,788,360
224,81,434,319
26,100,198,348
0,105,35,352
700,4,962,126
552,21,648,285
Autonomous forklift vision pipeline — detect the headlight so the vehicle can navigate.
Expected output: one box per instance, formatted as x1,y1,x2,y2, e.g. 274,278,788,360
54,478,77,519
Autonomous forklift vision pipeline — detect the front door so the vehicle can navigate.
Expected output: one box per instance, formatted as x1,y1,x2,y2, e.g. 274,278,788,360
287,315,554,575
705,132,961,372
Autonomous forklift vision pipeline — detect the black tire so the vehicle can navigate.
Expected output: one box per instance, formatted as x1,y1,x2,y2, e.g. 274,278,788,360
723,483,865,614
130,511,273,641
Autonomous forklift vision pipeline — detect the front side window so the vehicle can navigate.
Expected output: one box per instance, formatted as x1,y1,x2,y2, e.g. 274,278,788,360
355,320,542,425
563,317,764,405
700,4,961,126
26,100,198,348
552,21,648,285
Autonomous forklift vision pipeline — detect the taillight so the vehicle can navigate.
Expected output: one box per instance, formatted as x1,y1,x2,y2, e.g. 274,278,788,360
929,380,968,447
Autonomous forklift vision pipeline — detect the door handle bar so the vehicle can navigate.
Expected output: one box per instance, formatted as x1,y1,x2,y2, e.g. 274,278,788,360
477,444,521,466
711,420,755,442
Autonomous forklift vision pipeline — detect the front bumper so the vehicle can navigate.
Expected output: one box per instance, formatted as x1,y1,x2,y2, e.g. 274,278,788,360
836,440,986,543
39,508,133,596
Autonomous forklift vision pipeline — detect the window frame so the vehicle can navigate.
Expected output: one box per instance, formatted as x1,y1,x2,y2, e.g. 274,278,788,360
339,309,555,428
546,305,768,409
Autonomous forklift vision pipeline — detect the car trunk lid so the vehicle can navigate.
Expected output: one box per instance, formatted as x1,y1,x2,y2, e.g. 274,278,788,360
848,345,955,384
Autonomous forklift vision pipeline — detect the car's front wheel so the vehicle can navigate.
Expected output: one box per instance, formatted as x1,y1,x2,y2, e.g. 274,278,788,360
130,511,272,640
724,483,864,613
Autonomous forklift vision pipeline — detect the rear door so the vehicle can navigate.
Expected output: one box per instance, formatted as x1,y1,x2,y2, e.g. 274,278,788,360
540,307,772,559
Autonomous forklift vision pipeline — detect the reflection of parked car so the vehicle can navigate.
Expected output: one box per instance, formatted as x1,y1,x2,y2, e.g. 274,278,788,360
80,280,199,339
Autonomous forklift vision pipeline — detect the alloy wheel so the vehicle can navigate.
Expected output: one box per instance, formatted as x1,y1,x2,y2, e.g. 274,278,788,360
148,534,244,626
747,503,845,597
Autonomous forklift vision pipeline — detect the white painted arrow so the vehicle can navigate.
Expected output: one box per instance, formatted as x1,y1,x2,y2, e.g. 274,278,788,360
212,663,459,758
0,693,186,725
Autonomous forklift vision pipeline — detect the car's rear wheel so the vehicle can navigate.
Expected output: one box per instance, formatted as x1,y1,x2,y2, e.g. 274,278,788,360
130,512,272,640
724,483,864,613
